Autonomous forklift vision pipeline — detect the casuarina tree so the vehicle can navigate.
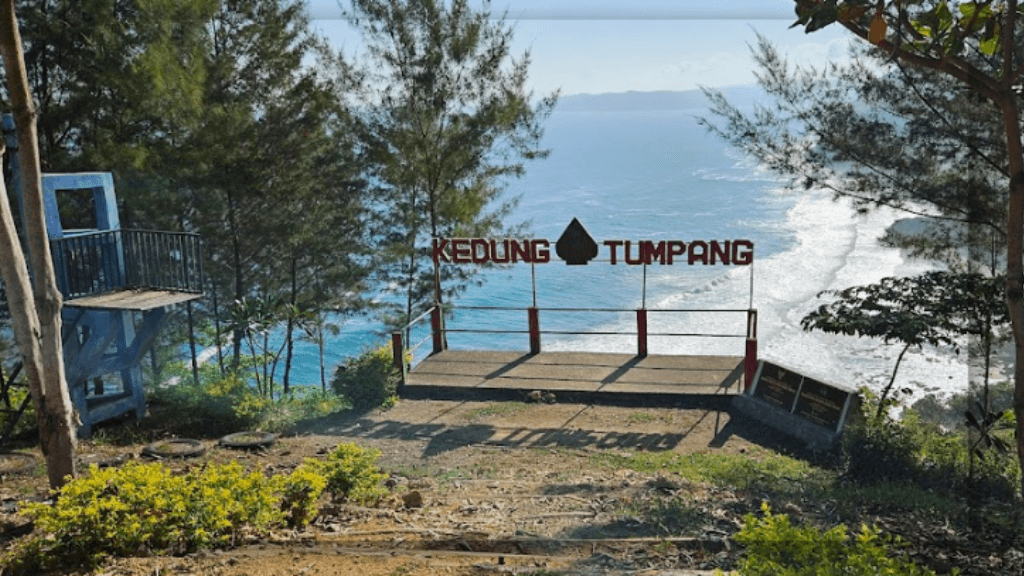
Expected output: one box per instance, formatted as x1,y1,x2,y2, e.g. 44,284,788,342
343,0,558,339
768,0,1024,497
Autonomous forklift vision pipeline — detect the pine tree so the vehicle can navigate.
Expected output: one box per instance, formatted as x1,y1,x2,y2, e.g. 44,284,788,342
344,0,557,337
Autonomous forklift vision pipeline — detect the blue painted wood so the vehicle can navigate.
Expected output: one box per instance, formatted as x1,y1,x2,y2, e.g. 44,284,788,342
41,173,119,238
5,113,201,437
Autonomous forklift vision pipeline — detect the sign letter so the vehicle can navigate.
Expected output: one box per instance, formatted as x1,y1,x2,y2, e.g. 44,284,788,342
732,240,754,265
432,238,451,263
451,239,471,263
603,240,623,265
688,241,709,265
667,241,685,264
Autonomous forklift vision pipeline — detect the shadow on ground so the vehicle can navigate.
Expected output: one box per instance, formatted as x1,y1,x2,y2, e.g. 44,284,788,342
294,413,689,457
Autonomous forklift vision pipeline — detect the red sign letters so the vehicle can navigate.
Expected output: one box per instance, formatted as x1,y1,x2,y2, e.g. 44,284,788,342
432,238,753,266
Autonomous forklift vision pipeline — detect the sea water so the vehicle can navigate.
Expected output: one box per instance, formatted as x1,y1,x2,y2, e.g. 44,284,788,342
284,106,977,400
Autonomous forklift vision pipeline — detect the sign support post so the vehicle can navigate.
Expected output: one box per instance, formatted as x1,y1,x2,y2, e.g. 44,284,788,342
745,309,758,391
528,307,541,355
636,309,648,357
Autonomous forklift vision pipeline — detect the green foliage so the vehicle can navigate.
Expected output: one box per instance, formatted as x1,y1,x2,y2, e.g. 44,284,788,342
149,369,348,435
828,482,964,521
331,344,401,411
275,464,328,527
0,383,35,440
6,461,289,572
801,271,1007,416
842,389,1019,500
347,0,557,327
724,503,943,576
801,272,1007,349
307,442,389,504
700,33,1007,273
147,370,255,434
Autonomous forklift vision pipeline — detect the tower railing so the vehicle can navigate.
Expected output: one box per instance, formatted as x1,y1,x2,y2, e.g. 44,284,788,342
50,229,203,300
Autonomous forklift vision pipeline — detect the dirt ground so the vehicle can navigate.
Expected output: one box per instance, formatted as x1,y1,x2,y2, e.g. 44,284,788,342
0,399,814,576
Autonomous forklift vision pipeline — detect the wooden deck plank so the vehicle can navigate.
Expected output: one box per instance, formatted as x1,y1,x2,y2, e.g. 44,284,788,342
65,289,202,311
405,349,745,401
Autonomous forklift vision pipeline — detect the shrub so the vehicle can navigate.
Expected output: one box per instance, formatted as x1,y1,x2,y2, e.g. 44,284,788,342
0,384,36,439
721,503,943,576
148,371,258,434
331,344,401,411
5,460,316,573
275,463,327,527
842,388,1019,500
308,442,388,504
843,415,921,483
149,371,348,435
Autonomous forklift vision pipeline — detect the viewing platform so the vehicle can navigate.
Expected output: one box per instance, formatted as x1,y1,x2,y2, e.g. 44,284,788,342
402,349,745,407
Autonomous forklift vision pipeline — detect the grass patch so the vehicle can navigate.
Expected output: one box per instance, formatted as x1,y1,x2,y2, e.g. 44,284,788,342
461,401,530,421
828,482,965,520
626,494,710,536
593,449,830,492
626,411,658,425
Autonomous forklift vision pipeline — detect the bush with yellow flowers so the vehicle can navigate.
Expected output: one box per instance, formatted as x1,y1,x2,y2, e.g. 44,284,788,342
275,463,328,527
3,460,323,573
307,442,389,504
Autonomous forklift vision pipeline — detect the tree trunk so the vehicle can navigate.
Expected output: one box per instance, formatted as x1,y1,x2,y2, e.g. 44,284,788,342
283,257,297,395
876,342,912,420
0,0,77,488
989,0,1024,500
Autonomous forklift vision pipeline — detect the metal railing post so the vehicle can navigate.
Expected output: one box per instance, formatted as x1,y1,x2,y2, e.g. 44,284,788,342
430,306,445,354
528,307,541,355
636,309,648,357
745,309,758,391
391,331,407,390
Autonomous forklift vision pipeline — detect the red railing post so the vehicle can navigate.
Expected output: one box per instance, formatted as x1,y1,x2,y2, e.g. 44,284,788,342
391,331,406,389
745,309,758,391
528,307,541,355
636,309,648,357
431,306,444,354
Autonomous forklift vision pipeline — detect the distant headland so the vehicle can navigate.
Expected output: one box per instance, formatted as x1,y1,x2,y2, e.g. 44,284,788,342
555,85,767,112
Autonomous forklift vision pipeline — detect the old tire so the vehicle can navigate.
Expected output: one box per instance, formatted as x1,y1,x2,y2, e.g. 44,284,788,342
0,452,36,476
218,431,276,450
141,439,205,459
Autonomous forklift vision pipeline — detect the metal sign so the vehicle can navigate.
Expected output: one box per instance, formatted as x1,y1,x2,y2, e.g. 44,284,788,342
432,217,754,266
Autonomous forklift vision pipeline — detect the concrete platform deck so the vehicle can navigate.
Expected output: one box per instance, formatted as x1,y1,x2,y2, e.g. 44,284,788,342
403,350,745,407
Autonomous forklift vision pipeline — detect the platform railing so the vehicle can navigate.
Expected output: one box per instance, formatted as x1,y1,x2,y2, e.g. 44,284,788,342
50,229,203,300
391,304,759,390
390,306,439,390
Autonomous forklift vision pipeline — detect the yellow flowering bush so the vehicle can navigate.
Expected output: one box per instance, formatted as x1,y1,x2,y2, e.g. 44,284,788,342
275,463,327,527
308,442,388,504
6,460,322,573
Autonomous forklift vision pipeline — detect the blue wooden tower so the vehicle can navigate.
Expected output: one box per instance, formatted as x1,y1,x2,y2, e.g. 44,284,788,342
4,116,203,436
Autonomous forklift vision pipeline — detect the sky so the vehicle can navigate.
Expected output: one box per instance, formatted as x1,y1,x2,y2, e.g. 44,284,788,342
307,0,857,96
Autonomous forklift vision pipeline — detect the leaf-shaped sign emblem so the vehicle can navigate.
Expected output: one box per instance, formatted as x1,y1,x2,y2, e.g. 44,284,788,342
555,218,599,265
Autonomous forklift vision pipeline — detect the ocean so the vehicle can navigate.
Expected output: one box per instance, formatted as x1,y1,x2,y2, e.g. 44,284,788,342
284,99,977,401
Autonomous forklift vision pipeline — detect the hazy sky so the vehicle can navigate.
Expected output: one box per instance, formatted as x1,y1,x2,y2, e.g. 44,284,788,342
307,0,857,96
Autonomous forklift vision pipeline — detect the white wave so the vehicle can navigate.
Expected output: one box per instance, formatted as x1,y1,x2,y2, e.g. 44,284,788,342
547,188,975,400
